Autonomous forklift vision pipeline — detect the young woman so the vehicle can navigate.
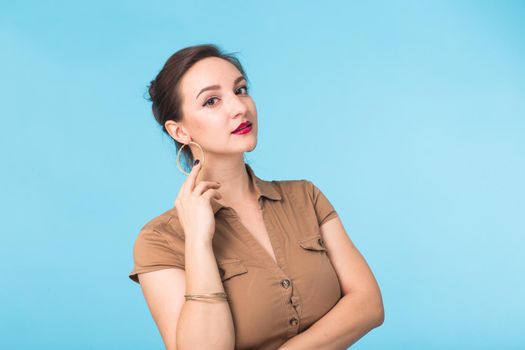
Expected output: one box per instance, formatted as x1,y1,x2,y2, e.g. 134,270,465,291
128,44,384,350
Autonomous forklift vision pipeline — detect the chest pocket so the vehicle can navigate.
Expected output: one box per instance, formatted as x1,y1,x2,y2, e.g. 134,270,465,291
217,257,248,282
298,234,327,252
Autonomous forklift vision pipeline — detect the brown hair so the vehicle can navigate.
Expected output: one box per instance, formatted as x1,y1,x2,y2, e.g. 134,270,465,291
146,43,249,172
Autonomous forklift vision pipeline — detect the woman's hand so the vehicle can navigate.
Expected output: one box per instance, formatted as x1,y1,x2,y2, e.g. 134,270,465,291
174,160,222,244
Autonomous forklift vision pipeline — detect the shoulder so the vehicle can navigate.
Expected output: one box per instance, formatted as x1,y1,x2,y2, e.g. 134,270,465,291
132,207,186,254
129,207,186,283
271,178,318,200
273,178,338,226
139,207,184,238
269,178,322,210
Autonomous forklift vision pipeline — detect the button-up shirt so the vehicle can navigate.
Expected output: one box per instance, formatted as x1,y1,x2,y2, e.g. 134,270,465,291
129,163,342,349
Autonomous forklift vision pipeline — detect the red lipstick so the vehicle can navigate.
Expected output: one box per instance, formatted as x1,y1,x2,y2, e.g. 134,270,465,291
232,121,253,134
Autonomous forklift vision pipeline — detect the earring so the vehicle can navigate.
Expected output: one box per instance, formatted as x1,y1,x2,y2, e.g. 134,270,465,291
176,141,205,176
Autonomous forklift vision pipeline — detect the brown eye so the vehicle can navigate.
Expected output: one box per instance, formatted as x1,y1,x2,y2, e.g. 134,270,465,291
237,85,249,94
203,97,219,107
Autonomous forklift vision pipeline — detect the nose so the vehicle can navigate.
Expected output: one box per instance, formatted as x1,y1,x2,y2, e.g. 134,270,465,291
228,91,248,117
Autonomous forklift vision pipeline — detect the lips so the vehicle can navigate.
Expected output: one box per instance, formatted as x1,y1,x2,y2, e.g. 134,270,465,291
232,121,252,133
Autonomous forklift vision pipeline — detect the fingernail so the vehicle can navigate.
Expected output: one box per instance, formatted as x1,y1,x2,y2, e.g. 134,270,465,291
193,159,200,166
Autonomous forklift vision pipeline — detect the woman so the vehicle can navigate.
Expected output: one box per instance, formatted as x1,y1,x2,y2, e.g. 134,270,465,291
129,44,384,350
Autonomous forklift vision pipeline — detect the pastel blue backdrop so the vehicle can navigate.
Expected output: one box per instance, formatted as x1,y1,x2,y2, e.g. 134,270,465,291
1,1,523,349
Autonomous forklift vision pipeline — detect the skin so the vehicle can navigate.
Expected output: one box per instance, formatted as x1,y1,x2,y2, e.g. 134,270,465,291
165,56,260,210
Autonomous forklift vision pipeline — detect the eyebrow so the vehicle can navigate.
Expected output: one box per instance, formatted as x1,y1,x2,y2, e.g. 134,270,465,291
195,76,246,100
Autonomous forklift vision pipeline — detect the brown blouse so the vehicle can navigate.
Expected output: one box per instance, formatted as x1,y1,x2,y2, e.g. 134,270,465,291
129,163,342,349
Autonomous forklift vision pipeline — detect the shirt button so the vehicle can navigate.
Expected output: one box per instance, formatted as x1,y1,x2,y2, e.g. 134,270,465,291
318,238,325,247
289,317,299,326
280,279,291,288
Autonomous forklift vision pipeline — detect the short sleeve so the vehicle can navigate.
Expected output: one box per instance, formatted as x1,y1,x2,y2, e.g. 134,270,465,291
128,229,185,284
305,180,339,226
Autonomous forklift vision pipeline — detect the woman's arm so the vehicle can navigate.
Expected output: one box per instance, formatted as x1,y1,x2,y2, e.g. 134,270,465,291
280,217,385,349
278,292,383,350
139,237,235,350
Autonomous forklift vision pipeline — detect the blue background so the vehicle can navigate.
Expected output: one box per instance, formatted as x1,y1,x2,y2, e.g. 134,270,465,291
1,1,524,349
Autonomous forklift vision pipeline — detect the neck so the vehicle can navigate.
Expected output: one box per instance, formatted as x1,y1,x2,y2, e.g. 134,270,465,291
195,156,256,207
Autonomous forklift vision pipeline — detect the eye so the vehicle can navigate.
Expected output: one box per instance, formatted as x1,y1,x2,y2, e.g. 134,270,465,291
203,97,219,108
202,96,218,107
236,85,249,95
202,85,249,108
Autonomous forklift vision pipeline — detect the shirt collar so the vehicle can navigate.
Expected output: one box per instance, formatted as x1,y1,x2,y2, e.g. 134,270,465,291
210,163,282,215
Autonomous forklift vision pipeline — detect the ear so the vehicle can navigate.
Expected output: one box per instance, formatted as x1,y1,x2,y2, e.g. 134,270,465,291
165,120,191,144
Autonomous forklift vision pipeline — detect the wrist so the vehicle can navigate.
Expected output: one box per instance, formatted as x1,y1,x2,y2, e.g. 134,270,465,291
185,236,213,249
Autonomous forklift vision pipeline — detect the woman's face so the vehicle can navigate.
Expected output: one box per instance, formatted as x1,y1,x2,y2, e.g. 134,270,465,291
168,56,258,157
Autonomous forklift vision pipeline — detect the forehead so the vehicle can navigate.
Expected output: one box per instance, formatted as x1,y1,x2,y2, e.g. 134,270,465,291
180,57,242,94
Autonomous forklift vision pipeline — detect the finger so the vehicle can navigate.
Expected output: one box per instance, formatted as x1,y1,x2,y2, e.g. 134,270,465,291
182,159,202,195
202,188,222,201
193,181,221,196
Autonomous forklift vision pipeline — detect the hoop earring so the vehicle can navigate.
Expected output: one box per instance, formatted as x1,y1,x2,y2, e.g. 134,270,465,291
176,141,205,176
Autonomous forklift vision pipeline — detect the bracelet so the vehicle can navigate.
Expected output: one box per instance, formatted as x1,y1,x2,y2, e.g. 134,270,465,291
184,292,228,302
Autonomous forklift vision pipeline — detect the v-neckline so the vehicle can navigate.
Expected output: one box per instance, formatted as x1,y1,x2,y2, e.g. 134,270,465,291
227,205,280,269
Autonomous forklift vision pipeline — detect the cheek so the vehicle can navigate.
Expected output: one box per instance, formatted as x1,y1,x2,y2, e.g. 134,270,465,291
242,99,257,123
247,98,257,113
195,117,230,137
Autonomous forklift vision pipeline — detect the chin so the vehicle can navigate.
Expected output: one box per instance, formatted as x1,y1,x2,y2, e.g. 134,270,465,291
242,137,258,152
245,143,257,152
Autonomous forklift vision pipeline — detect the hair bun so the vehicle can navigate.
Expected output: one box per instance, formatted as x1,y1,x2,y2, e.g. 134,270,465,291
147,79,157,102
